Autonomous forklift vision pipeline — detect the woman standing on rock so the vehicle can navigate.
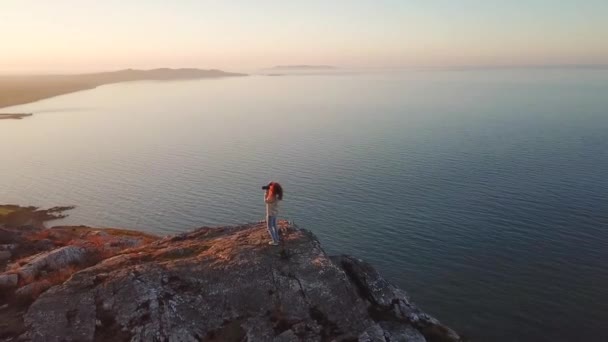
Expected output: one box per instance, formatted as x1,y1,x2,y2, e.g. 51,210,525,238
263,182,283,245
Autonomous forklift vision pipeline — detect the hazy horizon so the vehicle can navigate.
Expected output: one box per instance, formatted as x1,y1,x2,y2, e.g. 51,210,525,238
1,0,607,73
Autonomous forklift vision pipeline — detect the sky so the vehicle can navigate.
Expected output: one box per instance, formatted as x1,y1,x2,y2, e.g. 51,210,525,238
1,0,607,73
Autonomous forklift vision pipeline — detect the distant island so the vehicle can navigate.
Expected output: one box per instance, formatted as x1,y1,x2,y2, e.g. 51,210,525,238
0,68,247,110
270,65,337,70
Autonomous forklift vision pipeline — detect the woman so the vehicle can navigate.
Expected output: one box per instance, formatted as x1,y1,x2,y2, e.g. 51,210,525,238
264,182,283,245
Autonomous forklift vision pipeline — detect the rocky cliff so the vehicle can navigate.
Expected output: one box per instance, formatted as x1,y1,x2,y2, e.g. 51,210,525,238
0,213,461,341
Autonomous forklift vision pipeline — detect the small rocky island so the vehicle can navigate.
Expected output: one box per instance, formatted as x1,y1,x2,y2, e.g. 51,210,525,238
0,205,462,341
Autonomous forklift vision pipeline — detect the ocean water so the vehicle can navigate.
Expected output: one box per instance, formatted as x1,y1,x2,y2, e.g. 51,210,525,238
1,69,607,341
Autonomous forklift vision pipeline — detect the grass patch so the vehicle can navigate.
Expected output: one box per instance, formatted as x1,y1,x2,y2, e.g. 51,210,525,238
0,207,15,217
101,228,158,240
0,205,21,217
50,226,157,239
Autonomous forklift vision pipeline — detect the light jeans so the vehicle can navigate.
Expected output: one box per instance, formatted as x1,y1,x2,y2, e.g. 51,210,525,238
267,215,279,242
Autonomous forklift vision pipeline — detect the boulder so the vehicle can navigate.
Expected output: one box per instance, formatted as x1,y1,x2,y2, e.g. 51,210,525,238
0,250,11,262
0,228,21,244
15,280,53,301
0,244,17,251
0,273,18,289
16,246,89,283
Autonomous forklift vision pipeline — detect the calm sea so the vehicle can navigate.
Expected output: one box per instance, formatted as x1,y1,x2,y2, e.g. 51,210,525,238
1,69,607,341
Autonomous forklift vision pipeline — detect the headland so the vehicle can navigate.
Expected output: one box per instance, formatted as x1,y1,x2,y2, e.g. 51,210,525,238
0,68,247,112
0,204,462,341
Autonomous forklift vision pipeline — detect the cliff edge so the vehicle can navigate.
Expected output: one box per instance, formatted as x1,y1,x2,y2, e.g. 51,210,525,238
1,215,461,341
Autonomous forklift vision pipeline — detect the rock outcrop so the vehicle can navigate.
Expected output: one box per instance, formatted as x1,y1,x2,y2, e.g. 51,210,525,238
0,205,461,342
0,221,463,342
0,221,158,339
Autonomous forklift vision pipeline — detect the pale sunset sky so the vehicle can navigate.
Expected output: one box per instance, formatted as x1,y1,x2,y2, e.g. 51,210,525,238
1,0,607,73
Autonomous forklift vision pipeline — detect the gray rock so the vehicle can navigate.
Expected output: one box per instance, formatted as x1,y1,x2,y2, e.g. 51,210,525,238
358,322,427,342
0,228,21,244
16,246,88,282
20,223,461,342
0,244,17,251
333,255,461,342
0,273,18,289
15,280,53,301
275,329,299,342
359,324,389,342
379,322,427,342
32,238,55,251
0,250,11,262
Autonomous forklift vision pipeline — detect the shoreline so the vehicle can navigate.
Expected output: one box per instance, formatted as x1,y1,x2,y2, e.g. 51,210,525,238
0,204,75,229
0,83,98,111
0,68,247,111
0,113,33,120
